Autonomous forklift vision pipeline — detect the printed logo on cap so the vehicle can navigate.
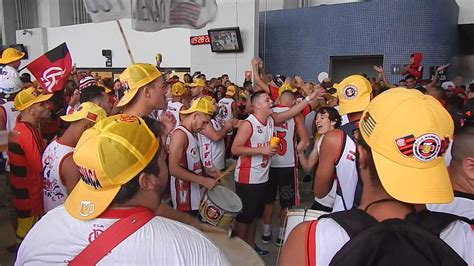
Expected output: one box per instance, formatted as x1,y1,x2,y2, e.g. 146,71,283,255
343,84,358,100
118,114,138,123
79,200,95,217
79,166,102,189
413,134,442,162
395,133,449,162
361,112,376,137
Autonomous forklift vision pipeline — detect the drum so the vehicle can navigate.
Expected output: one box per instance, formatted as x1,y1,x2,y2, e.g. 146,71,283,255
284,209,328,242
200,185,242,229
205,231,264,266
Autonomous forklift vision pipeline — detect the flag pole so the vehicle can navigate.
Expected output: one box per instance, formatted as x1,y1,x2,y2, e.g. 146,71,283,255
116,20,135,64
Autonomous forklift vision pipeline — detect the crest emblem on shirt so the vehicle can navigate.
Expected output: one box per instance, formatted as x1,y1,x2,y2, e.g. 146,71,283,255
190,147,198,159
256,126,263,134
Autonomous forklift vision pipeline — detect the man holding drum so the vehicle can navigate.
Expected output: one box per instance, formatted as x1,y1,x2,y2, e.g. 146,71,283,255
169,97,221,215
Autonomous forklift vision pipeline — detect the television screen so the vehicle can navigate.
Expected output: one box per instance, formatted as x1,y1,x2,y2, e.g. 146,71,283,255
208,27,243,53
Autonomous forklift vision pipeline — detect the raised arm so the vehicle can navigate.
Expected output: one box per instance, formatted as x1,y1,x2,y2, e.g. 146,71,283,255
252,57,270,93
426,64,449,89
373,65,395,88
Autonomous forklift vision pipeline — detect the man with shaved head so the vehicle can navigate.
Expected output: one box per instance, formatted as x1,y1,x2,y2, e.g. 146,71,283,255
428,127,474,219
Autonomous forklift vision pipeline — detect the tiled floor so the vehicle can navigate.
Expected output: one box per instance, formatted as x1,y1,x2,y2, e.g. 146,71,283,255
0,167,316,266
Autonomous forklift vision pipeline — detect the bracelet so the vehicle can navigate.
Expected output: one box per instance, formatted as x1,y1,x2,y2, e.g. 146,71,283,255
305,96,311,103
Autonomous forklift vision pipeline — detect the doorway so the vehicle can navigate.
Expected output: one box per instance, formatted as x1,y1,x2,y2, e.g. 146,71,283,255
330,55,383,83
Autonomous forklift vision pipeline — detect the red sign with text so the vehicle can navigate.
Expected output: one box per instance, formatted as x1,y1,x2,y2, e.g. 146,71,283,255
190,35,211,45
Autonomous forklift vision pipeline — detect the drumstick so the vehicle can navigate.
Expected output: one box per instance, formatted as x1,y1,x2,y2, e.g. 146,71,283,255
214,162,237,183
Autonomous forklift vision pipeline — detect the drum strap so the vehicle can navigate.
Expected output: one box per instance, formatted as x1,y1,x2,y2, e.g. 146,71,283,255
305,220,318,266
69,209,154,266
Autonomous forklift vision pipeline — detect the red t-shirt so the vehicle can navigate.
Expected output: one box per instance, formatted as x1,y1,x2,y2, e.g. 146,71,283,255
8,120,46,217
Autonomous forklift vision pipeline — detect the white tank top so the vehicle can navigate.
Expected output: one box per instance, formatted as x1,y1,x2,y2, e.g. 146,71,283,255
332,130,358,212
234,114,274,184
314,134,337,208
42,139,74,212
312,217,473,265
197,119,225,170
166,101,183,129
270,106,297,168
170,126,204,211
217,98,234,135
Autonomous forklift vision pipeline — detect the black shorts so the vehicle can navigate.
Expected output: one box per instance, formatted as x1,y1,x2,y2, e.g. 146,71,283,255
264,167,297,208
235,182,267,224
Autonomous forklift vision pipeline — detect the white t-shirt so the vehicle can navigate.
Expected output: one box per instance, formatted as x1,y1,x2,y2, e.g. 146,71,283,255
428,191,474,220
312,216,473,265
0,65,20,79
15,206,230,265
42,139,74,212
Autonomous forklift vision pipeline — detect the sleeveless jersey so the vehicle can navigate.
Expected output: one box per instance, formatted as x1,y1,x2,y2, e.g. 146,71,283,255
217,98,234,135
333,128,358,212
309,217,473,265
42,139,74,212
271,106,297,168
314,134,337,208
197,119,225,170
170,126,204,211
166,101,183,129
234,114,274,184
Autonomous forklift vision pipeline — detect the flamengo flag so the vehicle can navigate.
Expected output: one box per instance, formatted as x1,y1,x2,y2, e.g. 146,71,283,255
26,43,72,93
83,0,217,32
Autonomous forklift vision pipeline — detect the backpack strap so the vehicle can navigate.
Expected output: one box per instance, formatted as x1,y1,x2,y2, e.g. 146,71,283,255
319,209,378,238
69,209,155,266
406,210,472,236
305,220,318,266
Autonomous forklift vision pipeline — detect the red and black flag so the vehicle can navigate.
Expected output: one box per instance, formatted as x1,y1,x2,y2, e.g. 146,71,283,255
26,43,72,93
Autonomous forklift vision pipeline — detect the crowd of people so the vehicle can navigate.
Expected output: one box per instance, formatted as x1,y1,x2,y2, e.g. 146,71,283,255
0,46,472,265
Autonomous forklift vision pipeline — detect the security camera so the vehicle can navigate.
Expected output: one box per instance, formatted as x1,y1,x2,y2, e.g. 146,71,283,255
22,30,33,35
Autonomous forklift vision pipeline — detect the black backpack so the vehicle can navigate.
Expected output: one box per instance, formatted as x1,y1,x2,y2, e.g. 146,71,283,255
314,209,470,266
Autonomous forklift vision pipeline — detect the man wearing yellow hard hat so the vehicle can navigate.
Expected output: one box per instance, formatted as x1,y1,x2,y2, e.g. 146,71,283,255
7,87,52,252
0,47,26,79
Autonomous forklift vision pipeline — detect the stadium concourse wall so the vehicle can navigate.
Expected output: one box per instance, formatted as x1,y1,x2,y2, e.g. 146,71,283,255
15,0,259,86
259,0,460,84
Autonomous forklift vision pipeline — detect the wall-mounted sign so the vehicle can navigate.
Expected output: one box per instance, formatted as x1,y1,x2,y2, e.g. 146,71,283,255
190,35,211,45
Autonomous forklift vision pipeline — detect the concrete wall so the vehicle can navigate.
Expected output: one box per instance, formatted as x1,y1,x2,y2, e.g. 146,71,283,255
16,19,191,69
190,0,259,86
456,0,474,24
